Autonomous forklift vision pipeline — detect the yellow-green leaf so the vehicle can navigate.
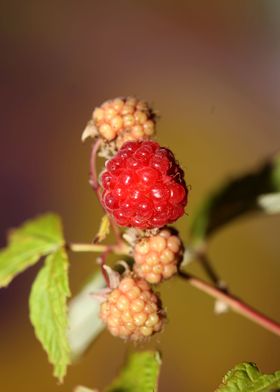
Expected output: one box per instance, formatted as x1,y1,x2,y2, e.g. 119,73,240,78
94,215,110,243
29,248,71,382
0,213,64,287
105,351,162,392
216,362,280,392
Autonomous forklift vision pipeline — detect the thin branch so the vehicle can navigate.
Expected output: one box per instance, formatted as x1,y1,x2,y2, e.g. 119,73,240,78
68,243,108,253
179,270,280,337
97,249,111,287
68,242,130,256
89,138,102,191
197,251,227,290
198,253,221,286
185,243,228,291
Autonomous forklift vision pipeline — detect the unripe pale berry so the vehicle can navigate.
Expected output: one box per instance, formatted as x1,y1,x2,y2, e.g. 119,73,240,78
99,276,165,341
133,228,184,284
100,140,188,229
92,97,156,147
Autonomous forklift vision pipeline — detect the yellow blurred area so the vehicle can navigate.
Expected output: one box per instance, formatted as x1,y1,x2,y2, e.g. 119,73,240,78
0,1,280,391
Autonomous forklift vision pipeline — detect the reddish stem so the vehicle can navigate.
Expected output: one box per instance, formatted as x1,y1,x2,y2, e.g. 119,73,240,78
179,271,280,337
89,138,102,191
97,249,111,287
89,139,123,245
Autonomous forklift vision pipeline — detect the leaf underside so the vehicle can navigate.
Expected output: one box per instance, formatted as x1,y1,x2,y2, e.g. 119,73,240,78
68,272,106,359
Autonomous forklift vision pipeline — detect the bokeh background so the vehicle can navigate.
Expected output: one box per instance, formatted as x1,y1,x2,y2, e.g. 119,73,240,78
1,1,280,391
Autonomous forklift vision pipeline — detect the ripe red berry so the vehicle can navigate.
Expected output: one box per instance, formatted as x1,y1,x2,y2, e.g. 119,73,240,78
100,141,188,229
99,276,165,341
133,228,184,284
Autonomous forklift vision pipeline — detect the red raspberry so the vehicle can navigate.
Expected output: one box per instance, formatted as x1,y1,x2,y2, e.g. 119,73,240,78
100,141,188,229
92,97,156,146
133,228,184,284
99,276,164,341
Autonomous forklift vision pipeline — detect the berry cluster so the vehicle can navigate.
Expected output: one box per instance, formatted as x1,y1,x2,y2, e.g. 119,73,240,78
99,276,164,341
87,96,189,342
101,140,188,229
92,97,156,147
133,228,184,284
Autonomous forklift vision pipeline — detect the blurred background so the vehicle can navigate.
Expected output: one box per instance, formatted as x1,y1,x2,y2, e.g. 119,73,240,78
1,1,280,391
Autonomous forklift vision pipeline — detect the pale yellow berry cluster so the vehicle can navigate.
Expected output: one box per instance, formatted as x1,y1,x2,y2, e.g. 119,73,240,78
92,97,156,147
99,276,164,341
133,228,183,284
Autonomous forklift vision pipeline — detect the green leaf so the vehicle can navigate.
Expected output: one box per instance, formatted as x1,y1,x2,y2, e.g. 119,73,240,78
0,214,64,287
29,248,71,382
8,212,64,245
105,351,162,392
190,153,280,242
68,272,106,359
216,362,280,392
0,213,64,287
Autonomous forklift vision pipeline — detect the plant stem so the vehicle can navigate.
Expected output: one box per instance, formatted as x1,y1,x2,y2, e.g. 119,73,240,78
69,243,107,253
197,252,227,290
89,138,102,191
97,249,111,287
179,270,280,337
68,242,130,256
89,138,123,245
188,242,226,289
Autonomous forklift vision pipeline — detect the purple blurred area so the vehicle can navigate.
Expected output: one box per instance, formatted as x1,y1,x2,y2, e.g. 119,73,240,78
0,2,280,391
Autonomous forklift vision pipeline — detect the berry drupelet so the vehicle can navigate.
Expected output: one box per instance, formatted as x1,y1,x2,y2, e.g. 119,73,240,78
100,140,188,229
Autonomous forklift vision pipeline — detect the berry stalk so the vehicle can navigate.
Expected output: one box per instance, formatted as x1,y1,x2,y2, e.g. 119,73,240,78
89,138,102,191
89,138,123,245
68,242,130,255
